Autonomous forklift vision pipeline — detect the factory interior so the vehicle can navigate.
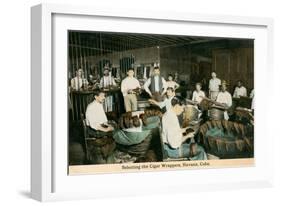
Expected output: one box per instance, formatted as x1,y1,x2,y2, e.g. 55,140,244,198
68,31,254,165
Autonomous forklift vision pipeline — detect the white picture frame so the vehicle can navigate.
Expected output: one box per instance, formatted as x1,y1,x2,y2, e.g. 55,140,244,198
31,3,274,202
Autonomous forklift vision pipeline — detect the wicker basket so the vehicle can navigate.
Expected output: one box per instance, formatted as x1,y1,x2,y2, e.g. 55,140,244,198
116,132,153,156
198,120,254,158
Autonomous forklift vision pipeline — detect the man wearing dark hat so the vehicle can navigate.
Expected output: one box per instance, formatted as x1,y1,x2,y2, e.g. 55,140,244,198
144,66,167,102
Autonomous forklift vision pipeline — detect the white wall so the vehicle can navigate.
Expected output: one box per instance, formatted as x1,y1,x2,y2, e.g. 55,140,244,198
0,0,280,205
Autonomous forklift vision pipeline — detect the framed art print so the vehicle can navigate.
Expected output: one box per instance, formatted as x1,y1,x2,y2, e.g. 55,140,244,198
31,3,274,201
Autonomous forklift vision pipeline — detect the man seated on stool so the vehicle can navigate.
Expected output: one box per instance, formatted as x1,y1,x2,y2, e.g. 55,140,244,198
86,89,114,137
161,97,207,160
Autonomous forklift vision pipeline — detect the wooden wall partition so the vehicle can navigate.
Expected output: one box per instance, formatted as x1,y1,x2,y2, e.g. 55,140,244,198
212,48,254,95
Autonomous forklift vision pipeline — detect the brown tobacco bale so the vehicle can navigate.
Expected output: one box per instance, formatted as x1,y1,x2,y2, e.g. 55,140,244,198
216,120,223,130
182,119,190,128
186,128,195,134
119,115,125,129
206,121,212,130
145,150,157,162
222,120,229,131
233,122,240,136
151,92,164,102
139,113,148,126
144,108,163,118
132,115,141,127
200,124,208,135
235,139,245,152
123,116,130,129
238,124,245,137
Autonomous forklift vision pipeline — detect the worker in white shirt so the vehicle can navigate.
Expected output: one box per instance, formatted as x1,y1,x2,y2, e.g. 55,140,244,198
148,87,175,112
216,81,232,120
70,68,88,90
85,90,114,137
144,66,167,102
161,97,207,160
233,80,247,98
209,72,221,100
192,83,205,104
166,74,179,90
121,68,141,112
99,68,116,112
100,68,116,88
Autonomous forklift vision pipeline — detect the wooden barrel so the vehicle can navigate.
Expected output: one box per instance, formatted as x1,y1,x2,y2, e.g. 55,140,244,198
209,106,224,120
183,105,200,122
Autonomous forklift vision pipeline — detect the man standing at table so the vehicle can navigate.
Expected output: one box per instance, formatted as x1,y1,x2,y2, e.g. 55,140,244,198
99,68,116,112
70,68,88,90
209,72,221,100
216,81,232,120
121,68,141,112
144,66,167,102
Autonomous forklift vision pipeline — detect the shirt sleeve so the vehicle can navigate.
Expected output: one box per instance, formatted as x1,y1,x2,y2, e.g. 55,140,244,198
112,77,116,86
136,79,141,88
163,114,182,149
70,78,75,89
158,99,167,109
201,91,206,98
166,126,182,149
175,82,180,89
99,78,103,88
192,91,196,101
227,93,232,107
250,90,254,98
144,78,151,94
86,105,102,130
121,79,127,96
233,87,238,97
244,88,247,97
162,78,167,93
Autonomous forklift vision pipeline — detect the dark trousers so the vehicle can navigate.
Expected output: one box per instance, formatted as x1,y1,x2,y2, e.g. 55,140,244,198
87,127,112,138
